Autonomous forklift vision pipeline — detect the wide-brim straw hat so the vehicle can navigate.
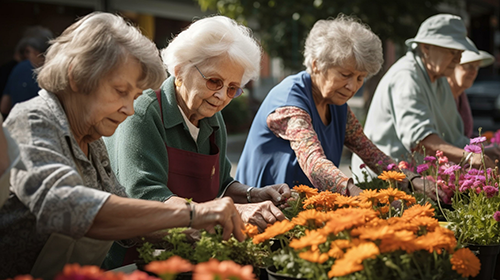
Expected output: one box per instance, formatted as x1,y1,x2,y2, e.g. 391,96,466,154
460,38,495,67
405,14,479,53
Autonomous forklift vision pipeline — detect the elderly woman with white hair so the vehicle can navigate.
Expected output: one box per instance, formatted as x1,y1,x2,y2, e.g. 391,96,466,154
0,13,247,279
352,14,500,181
447,40,495,138
104,15,291,268
235,15,426,197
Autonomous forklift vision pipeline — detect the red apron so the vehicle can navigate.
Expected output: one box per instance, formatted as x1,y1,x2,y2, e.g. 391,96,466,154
155,89,220,203
121,90,222,266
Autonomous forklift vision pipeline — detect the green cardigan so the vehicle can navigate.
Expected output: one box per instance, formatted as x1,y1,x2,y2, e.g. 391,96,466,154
102,76,235,269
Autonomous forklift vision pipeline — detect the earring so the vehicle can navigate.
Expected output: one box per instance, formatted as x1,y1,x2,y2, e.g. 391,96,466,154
175,79,182,87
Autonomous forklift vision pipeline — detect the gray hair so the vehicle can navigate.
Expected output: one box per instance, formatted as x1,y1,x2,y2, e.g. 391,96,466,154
303,14,383,77
37,12,166,95
161,15,261,85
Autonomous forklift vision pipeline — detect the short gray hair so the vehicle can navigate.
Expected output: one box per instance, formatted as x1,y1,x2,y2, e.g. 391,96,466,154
37,12,166,95
161,15,261,85
303,14,383,77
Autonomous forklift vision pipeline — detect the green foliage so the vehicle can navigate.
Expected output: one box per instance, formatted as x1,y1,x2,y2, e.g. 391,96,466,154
196,0,460,71
445,190,500,245
138,227,273,268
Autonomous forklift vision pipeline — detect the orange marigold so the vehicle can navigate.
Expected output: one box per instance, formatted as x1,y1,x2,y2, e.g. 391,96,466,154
243,223,259,238
334,195,360,208
377,187,407,204
402,203,435,220
192,259,255,280
328,242,379,277
145,256,194,276
291,209,329,227
450,248,481,278
299,249,330,263
252,219,295,244
293,184,318,198
351,225,394,241
378,171,406,182
358,189,380,204
302,191,339,211
289,229,327,249
328,259,364,278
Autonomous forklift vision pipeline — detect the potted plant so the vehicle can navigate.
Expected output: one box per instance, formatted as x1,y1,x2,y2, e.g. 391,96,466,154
251,185,480,280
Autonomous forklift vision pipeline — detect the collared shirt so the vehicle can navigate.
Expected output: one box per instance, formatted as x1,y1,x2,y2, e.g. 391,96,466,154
351,51,469,179
0,89,126,277
104,76,234,202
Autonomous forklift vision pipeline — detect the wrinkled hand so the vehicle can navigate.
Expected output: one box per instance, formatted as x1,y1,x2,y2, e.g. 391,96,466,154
191,197,245,242
236,201,287,232
251,183,291,205
410,177,446,201
347,179,362,196
482,146,499,168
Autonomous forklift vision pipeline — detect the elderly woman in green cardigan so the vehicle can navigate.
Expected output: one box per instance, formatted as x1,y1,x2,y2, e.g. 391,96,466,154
103,15,291,268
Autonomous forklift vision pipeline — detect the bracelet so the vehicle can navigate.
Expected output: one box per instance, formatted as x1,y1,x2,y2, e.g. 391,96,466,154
246,186,254,203
186,200,195,228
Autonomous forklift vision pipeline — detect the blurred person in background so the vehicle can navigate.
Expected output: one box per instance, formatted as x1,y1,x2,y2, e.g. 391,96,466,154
235,15,435,200
1,26,53,117
0,13,245,279
446,39,495,138
351,14,500,182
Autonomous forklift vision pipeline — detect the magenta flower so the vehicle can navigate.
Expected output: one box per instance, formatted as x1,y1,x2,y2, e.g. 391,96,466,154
470,136,487,144
464,144,482,154
424,156,436,163
483,186,499,198
443,165,461,175
494,211,500,222
359,163,366,169
417,163,429,174
387,163,396,170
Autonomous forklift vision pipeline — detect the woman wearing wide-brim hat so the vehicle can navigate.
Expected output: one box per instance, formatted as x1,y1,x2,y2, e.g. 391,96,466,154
352,14,500,181
446,39,495,138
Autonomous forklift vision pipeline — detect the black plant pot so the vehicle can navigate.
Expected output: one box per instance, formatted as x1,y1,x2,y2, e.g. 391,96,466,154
468,244,500,280
265,266,307,280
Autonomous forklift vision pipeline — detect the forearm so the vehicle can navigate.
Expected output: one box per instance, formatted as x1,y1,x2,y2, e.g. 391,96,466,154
223,181,248,204
419,134,464,163
87,195,190,240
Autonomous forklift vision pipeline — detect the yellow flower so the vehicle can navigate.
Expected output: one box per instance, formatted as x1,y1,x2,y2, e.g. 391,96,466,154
378,171,406,181
293,184,318,198
450,248,481,278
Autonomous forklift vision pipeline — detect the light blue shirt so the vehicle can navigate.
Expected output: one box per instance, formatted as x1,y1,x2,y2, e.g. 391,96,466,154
351,50,469,179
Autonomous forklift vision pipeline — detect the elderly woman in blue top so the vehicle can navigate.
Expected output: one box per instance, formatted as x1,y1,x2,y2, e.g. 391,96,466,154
104,16,291,268
351,14,500,180
236,15,430,198
0,13,246,279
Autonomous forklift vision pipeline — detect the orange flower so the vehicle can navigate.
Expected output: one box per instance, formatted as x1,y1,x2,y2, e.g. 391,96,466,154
289,229,327,249
358,189,380,204
145,256,194,276
293,184,318,198
192,259,255,280
8,276,42,280
302,191,339,211
450,248,481,278
410,216,439,232
351,225,394,241
378,230,418,253
252,219,295,244
483,131,494,141
414,227,456,254
378,171,406,182
243,224,259,238
402,203,435,220
322,209,375,235
55,264,107,280
334,195,360,208
401,194,417,206
291,209,329,227
328,242,379,277
299,249,329,263
377,187,407,204
327,243,345,259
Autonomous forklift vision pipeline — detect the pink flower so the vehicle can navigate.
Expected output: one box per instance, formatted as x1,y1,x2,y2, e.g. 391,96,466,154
443,165,461,175
470,136,487,144
387,163,396,170
483,186,498,198
494,211,500,222
438,156,449,164
398,161,410,170
359,163,366,169
424,156,436,163
464,144,482,154
417,163,429,174
436,150,444,157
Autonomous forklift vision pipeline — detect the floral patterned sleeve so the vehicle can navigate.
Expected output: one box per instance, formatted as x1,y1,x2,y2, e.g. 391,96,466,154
343,107,395,173
267,106,349,194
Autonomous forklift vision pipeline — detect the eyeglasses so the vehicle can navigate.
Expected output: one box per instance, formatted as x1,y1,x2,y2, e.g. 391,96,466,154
194,65,244,98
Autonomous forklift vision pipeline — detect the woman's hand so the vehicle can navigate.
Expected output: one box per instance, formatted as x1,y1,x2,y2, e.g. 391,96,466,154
410,177,446,201
191,197,245,241
250,183,291,205
235,201,287,232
